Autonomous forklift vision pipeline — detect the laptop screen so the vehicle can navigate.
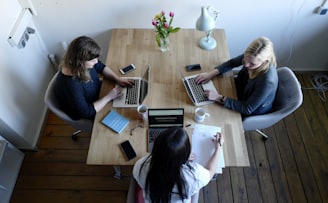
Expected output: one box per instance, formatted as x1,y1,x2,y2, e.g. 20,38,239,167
139,66,150,104
148,108,184,127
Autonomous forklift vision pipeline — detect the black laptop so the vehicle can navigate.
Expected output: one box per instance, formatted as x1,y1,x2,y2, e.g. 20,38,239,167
147,108,184,152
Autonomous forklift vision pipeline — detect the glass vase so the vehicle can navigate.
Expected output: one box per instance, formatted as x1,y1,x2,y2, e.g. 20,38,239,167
160,37,170,52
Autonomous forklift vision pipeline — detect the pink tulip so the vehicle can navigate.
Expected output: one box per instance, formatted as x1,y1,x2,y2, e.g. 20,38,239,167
152,20,157,26
169,12,174,17
161,11,165,16
164,22,169,28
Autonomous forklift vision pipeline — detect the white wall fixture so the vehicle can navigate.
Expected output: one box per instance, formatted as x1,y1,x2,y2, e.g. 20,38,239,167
315,0,327,15
7,8,35,48
18,0,37,16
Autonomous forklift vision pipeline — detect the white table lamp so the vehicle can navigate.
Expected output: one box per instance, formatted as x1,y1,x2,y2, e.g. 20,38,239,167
196,6,220,50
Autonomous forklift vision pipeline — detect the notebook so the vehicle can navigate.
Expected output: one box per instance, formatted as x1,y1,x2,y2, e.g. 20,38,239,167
191,123,225,174
147,108,184,152
101,110,129,133
113,65,150,108
179,70,219,106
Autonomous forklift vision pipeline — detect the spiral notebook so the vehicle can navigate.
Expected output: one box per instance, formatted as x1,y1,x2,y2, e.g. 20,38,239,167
101,110,129,134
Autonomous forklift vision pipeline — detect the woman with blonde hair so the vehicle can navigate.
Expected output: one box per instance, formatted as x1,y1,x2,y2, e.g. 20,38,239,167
195,37,278,117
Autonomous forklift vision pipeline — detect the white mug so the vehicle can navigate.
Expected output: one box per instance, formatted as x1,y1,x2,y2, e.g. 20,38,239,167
137,105,148,121
194,107,210,123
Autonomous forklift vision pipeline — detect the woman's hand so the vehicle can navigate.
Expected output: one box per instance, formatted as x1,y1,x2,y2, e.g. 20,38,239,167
93,86,123,112
116,78,135,87
204,90,223,102
107,86,123,101
206,132,224,178
188,153,196,161
212,132,224,150
195,69,219,84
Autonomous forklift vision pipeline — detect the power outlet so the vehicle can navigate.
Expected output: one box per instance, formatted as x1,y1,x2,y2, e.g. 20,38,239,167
316,6,328,15
8,9,32,47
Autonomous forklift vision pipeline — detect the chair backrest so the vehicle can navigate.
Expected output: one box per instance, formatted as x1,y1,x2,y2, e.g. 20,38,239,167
44,72,93,134
243,67,303,131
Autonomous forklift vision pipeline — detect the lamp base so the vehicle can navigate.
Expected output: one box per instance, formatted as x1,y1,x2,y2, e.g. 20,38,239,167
199,36,217,50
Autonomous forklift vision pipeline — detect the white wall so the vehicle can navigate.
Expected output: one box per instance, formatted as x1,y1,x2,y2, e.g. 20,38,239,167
0,0,54,149
0,0,326,148
31,0,328,71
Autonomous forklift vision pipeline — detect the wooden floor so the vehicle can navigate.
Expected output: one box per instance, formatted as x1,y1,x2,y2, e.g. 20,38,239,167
11,72,328,203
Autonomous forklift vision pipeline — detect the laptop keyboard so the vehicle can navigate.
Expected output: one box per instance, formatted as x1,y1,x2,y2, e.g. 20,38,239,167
149,128,168,143
125,79,139,104
187,78,209,103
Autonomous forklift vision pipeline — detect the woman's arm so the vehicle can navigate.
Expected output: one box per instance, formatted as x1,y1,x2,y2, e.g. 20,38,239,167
215,54,244,74
195,55,244,84
205,132,224,178
102,66,134,87
93,86,123,112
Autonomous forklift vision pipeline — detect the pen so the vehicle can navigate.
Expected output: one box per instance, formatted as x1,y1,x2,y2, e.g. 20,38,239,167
218,136,221,146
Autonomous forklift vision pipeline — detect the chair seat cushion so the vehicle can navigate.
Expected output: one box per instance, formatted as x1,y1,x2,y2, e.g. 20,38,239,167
136,184,145,203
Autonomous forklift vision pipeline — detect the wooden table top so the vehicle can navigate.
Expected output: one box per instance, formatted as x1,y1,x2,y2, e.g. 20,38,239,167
87,29,249,167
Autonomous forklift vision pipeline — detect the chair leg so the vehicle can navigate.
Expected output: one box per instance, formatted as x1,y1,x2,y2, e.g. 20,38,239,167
255,129,268,141
113,166,122,179
72,130,82,141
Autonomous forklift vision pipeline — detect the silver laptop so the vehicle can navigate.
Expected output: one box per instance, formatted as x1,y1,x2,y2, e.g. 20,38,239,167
147,108,184,152
113,65,150,108
179,70,219,106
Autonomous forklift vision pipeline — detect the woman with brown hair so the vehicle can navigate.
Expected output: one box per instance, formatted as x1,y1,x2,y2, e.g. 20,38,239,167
54,36,134,120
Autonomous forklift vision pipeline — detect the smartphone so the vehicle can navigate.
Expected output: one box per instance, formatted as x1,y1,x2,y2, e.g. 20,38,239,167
120,64,136,75
120,140,137,160
186,64,201,72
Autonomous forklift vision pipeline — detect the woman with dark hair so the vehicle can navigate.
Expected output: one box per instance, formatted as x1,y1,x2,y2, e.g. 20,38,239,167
195,37,278,117
54,36,134,120
133,127,223,203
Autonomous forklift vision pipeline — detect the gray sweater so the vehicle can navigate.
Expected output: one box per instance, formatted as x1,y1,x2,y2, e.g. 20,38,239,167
216,55,278,117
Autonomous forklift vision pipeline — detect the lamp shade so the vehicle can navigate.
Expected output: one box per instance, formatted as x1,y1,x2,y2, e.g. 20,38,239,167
196,6,215,31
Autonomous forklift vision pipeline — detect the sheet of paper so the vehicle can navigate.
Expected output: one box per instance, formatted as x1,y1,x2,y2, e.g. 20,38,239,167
191,124,225,173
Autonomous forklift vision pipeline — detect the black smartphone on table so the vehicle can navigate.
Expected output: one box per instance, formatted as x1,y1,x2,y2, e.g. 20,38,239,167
186,64,201,71
120,140,137,160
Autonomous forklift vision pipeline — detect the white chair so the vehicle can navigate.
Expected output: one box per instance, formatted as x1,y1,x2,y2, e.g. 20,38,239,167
243,67,303,140
44,72,93,140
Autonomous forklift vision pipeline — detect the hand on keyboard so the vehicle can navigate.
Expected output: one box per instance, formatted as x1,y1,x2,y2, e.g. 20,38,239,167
195,70,219,84
117,78,135,87
108,86,123,100
204,89,222,102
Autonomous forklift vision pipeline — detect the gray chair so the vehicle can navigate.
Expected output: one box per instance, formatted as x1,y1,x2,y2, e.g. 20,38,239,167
242,67,303,140
44,72,93,140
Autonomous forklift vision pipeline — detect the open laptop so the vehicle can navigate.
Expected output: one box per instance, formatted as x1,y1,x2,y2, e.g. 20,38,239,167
178,69,219,106
147,108,184,152
113,65,150,108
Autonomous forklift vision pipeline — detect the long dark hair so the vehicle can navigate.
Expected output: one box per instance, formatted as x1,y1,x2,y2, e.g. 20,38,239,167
141,127,191,203
63,36,101,82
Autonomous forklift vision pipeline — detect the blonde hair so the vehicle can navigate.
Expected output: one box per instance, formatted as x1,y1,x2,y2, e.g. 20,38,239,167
244,37,277,78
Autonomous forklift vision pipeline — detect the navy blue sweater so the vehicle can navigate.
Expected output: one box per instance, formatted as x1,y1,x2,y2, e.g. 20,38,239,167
54,62,105,120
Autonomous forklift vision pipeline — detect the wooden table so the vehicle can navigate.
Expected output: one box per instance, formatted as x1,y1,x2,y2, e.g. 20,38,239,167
87,29,250,167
